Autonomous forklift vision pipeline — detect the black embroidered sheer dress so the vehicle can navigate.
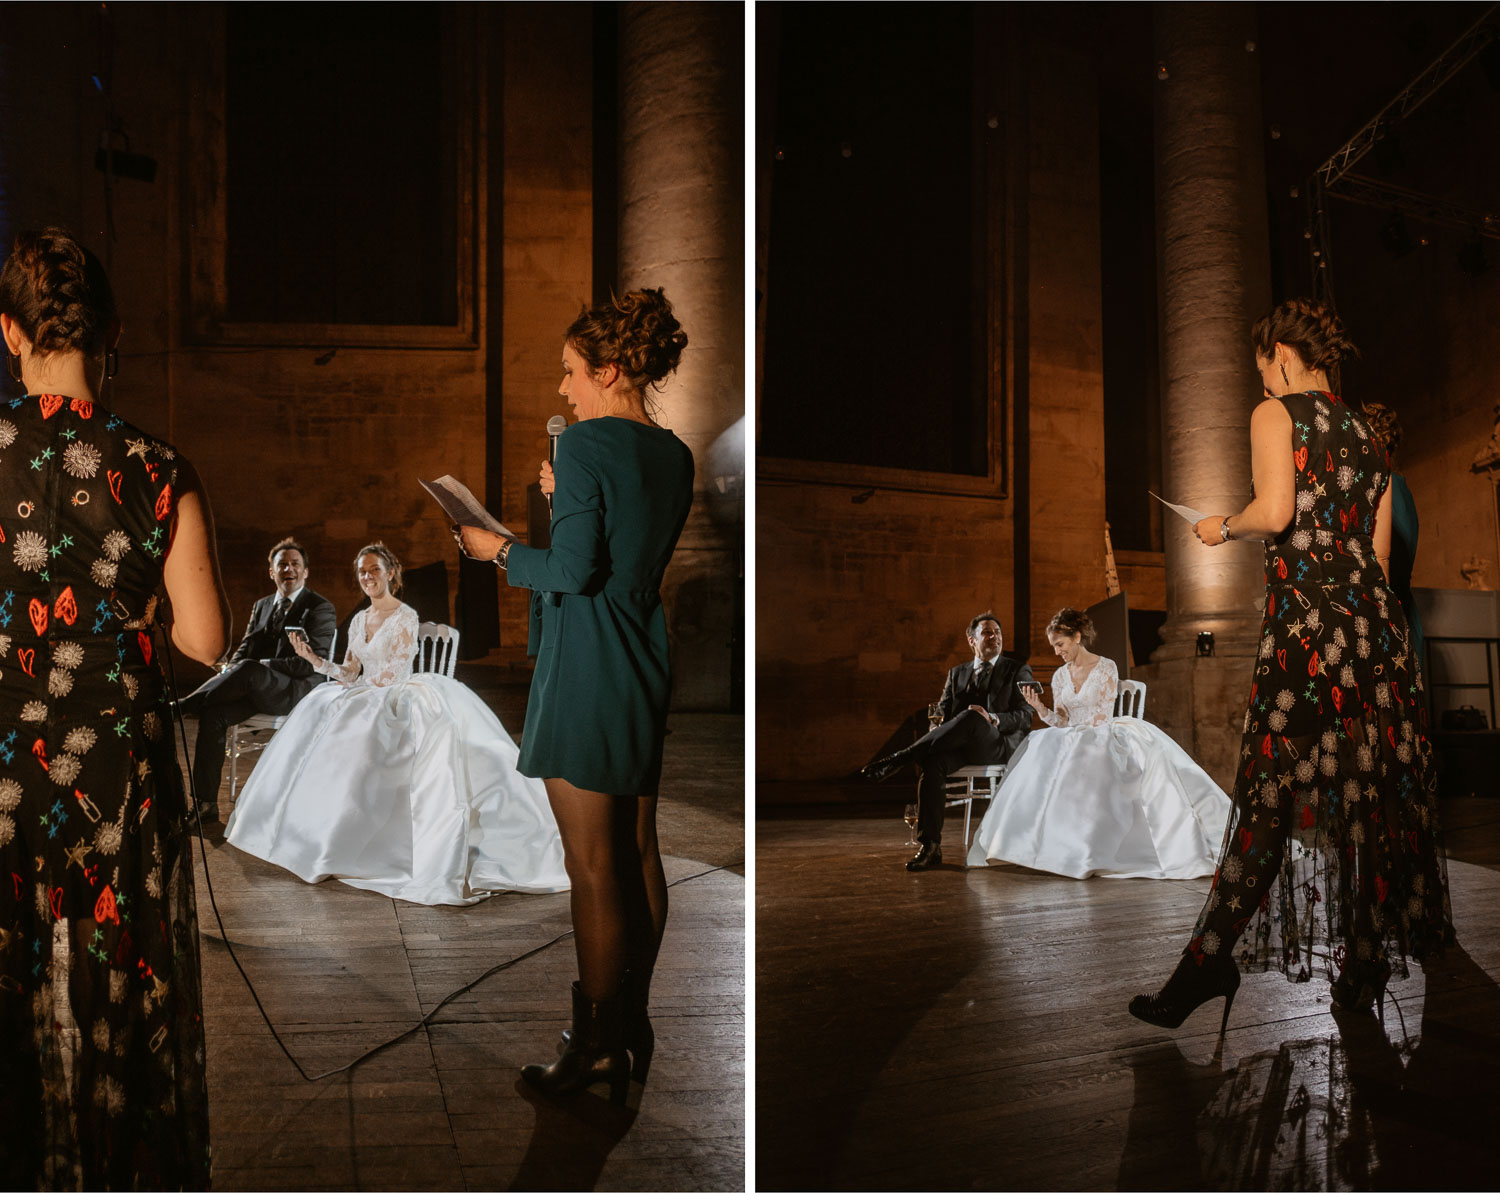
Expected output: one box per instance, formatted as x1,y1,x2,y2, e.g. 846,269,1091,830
1187,390,1453,986
0,393,209,1188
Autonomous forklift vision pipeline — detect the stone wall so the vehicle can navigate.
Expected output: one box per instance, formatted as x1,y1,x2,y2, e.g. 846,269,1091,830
755,23,1108,783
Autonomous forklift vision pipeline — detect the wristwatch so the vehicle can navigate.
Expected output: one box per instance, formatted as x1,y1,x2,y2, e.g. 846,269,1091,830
1219,517,1233,543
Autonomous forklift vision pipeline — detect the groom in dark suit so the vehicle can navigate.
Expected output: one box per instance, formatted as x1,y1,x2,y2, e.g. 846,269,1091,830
863,613,1035,870
178,537,337,820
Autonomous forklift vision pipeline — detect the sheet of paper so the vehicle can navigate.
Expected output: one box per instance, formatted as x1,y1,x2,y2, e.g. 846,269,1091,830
419,475,515,538
1149,491,1210,526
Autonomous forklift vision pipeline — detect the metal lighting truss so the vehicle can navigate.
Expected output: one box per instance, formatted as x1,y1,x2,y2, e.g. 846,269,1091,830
1306,4,1500,304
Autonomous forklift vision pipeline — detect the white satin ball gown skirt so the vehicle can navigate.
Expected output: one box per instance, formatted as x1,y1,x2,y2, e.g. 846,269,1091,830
225,675,570,905
966,719,1232,879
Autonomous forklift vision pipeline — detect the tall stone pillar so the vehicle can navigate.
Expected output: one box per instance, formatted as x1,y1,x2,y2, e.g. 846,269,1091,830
617,3,744,710
1139,3,1272,785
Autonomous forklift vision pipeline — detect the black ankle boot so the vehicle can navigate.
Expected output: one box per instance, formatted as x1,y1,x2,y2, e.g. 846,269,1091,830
524,982,630,1104
623,966,655,1085
560,967,655,1085
1128,948,1241,1042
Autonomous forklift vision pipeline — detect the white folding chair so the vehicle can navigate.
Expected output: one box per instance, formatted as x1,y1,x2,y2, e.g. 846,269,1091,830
1115,679,1146,719
416,622,460,676
944,763,1007,849
227,711,289,802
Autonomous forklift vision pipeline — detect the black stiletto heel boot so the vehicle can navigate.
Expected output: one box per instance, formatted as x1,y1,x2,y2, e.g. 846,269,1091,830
1129,950,1241,1042
624,966,655,1085
559,968,655,1085
524,982,630,1105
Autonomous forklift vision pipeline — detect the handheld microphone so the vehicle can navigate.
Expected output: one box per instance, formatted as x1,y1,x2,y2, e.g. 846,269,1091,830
545,415,567,512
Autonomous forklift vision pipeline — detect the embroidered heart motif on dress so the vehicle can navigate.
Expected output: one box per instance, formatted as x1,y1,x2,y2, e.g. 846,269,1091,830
54,587,77,625
49,887,65,920
17,648,35,677
107,471,124,503
154,484,172,522
39,393,65,419
138,631,152,664
69,397,93,418
1294,447,1309,471
28,598,47,636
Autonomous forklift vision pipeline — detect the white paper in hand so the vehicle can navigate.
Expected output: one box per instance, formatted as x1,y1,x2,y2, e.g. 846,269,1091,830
1149,491,1211,526
420,475,515,538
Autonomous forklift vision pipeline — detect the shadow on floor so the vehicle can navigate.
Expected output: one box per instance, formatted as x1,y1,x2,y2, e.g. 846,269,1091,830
1119,944,1500,1190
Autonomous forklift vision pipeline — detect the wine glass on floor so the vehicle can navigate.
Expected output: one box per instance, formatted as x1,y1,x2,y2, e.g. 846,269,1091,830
903,802,919,847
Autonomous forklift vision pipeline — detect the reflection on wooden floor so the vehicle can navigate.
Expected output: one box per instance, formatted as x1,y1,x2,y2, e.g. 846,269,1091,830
756,796,1500,1191
183,709,744,1192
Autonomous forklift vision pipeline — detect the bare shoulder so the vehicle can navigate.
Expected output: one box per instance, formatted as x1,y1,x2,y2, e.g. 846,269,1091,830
1251,396,1294,429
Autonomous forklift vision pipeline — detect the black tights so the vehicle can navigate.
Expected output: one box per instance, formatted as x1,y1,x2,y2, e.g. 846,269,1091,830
544,779,667,1001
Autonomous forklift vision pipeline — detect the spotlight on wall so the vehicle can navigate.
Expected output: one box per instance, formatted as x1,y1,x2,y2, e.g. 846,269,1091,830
1379,211,1413,258
1196,631,1215,658
1458,234,1489,278
1156,61,1169,81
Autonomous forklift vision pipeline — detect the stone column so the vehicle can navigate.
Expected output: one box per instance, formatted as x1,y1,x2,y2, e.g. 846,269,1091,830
1140,2,1272,785
617,2,744,710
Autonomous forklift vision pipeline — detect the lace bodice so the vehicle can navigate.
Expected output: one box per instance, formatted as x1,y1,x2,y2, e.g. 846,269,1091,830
318,604,418,687
1038,655,1118,728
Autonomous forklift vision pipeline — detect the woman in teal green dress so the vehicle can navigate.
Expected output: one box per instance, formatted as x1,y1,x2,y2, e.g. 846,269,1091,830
1360,403,1423,672
460,289,692,1103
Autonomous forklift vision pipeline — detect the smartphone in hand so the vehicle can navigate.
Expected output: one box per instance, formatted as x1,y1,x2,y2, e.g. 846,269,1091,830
1017,681,1043,695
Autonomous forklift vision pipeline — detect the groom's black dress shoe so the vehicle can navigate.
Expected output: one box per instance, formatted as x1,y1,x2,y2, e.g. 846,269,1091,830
906,843,943,871
861,756,901,784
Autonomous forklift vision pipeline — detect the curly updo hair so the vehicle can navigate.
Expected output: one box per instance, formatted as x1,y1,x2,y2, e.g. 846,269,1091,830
1359,401,1403,455
1046,607,1096,646
354,541,403,595
565,288,688,394
0,227,118,358
1250,298,1360,396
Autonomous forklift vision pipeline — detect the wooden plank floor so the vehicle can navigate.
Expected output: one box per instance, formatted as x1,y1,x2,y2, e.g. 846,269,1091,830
755,795,1500,1191
180,704,745,1192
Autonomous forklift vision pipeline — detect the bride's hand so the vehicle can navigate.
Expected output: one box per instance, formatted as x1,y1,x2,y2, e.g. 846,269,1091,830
1021,687,1046,713
287,630,318,666
539,461,555,496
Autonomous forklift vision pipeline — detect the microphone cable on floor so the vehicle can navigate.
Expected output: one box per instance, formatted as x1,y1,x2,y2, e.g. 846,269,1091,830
161,628,742,1083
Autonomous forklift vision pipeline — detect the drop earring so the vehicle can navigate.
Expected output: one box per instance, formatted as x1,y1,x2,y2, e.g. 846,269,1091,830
105,348,119,380
6,352,19,383
1279,360,1290,388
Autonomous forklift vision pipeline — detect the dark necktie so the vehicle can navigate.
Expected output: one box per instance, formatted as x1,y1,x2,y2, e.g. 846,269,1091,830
272,596,292,629
972,661,993,698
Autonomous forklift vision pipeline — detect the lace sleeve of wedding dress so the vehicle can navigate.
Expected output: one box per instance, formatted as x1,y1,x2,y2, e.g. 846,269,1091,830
315,611,364,684
1036,667,1069,728
365,605,419,687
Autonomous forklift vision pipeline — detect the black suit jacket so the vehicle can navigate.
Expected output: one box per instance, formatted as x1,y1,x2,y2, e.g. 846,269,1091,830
937,653,1036,756
230,588,338,691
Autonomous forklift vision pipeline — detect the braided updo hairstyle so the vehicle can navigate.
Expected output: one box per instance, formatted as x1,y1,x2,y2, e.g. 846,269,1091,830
1046,607,1097,646
354,541,403,595
0,227,117,358
565,288,688,394
1250,298,1360,396
1359,401,1403,455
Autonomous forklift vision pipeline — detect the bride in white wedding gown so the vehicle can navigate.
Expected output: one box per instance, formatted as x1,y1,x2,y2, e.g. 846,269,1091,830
967,607,1231,879
224,543,569,905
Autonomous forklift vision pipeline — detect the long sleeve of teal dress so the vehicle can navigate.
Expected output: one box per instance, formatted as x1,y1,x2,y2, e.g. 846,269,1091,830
504,418,694,795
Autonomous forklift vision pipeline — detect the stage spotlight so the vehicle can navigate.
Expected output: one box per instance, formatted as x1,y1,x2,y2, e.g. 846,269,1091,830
1458,235,1488,278
1379,211,1413,258
1196,631,1215,658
